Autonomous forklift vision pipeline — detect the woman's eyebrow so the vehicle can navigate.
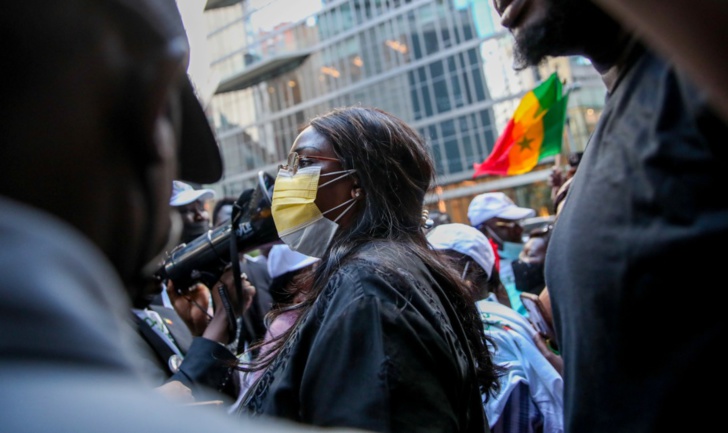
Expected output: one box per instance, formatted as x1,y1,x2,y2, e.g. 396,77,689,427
292,145,318,153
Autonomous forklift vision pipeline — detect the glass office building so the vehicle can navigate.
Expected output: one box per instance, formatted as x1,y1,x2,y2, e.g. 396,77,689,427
202,0,605,220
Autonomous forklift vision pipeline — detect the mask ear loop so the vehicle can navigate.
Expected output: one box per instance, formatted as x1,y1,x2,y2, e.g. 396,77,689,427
483,224,505,247
322,197,358,223
318,169,357,189
318,169,359,223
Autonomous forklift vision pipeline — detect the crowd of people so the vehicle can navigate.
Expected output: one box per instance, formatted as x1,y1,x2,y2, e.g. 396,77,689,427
2,0,726,433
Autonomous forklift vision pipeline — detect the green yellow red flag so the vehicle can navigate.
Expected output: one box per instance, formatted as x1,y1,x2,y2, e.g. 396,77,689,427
473,72,569,177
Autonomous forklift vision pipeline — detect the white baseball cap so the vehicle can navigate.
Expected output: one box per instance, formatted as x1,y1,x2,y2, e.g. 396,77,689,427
467,192,536,228
427,223,495,277
267,244,319,279
169,180,215,207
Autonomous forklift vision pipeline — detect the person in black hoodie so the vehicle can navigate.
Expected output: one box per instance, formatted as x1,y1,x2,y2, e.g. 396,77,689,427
0,2,366,433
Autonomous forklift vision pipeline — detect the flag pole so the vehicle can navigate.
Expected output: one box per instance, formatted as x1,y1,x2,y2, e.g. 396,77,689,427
563,82,579,155
564,116,576,154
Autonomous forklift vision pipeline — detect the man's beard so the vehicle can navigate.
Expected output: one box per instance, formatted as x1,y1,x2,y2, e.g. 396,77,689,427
511,0,618,69
512,22,561,70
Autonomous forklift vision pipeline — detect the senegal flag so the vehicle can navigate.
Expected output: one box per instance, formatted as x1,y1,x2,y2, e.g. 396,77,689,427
473,72,569,177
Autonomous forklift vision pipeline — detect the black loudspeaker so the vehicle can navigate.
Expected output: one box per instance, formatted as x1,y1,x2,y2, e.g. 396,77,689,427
157,171,279,291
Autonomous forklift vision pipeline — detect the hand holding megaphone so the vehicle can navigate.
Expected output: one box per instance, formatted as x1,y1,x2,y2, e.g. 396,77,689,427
156,171,280,291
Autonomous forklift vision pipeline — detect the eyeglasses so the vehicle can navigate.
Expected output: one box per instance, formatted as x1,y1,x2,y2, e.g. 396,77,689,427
279,151,340,175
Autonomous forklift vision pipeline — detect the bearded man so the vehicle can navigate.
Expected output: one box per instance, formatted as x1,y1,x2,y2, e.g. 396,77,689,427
492,0,728,431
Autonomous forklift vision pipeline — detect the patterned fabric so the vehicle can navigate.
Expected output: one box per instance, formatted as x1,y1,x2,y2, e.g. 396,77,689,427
478,295,563,433
491,382,543,433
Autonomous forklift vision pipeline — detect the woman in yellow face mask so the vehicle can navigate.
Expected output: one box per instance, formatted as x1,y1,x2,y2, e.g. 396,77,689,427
236,106,502,433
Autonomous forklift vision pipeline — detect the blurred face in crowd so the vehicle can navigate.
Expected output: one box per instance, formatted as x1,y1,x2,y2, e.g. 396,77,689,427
2,1,221,311
484,217,525,245
177,200,211,244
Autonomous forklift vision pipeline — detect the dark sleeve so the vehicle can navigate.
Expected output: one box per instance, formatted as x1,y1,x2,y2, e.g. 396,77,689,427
170,337,237,400
239,260,273,346
299,278,463,433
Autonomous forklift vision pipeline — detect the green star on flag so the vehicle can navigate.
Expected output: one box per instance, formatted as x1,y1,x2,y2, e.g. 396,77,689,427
474,72,569,177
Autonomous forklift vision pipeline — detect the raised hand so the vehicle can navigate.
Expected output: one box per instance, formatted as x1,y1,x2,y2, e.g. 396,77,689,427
202,266,257,345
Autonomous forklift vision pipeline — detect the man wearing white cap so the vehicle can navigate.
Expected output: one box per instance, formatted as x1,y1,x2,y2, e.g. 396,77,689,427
169,180,216,244
427,223,506,305
427,223,563,433
468,192,536,315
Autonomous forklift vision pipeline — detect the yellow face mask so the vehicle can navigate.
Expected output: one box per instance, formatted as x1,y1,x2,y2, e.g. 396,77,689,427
271,165,357,258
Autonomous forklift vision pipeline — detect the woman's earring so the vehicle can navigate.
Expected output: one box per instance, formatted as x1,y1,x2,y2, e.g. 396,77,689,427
421,209,433,229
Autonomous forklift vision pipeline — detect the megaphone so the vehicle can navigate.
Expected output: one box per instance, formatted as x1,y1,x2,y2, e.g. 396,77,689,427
156,171,280,290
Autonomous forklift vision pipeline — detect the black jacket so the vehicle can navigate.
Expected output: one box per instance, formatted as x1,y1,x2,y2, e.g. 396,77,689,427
240,242,488,433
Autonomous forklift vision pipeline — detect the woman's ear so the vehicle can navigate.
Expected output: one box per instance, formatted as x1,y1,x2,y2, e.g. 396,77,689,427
351,186,364,200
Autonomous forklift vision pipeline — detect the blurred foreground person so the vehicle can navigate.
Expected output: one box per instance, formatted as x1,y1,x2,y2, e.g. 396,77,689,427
237,106,500,433
493,0,728,431
0,2,365,433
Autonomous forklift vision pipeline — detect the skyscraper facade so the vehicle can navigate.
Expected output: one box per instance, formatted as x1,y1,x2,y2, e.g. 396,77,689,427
202,0,604,220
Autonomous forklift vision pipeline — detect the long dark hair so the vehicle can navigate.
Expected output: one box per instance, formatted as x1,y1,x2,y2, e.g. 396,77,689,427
244,106,501,397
